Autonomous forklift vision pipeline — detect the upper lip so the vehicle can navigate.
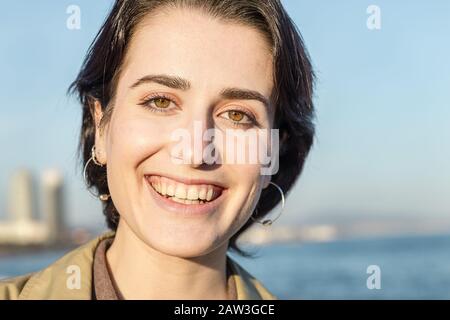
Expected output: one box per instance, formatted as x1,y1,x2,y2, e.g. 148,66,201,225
144,173,227,189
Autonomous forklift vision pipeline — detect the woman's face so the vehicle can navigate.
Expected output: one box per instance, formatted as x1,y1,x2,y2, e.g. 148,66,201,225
95,8,275,257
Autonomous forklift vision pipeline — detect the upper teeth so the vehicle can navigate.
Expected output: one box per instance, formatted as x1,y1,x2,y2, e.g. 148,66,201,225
148,176,218,201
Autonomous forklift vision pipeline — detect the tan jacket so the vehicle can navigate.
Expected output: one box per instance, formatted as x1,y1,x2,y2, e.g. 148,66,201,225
0,232,277,300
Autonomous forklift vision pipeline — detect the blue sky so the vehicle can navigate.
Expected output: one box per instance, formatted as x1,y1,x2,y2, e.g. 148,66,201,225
0,0,449,228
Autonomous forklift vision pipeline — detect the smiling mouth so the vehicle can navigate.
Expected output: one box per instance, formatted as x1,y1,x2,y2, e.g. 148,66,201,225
145,175,224,205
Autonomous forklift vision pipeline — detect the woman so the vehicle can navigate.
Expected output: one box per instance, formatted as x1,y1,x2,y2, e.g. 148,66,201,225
0,0,314,300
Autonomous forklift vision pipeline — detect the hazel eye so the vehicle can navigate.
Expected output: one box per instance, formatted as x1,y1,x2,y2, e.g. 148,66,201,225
219,109,255,126
153,97,171,109
139,94,178,113
228,110,244,122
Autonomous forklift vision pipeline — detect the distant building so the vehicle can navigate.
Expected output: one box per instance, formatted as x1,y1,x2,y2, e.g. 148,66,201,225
7,168,35,223
237,223,338,245
0,168,66,246
41,169,65,244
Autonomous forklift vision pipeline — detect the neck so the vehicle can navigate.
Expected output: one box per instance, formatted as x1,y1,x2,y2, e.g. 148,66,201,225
106,219,230,300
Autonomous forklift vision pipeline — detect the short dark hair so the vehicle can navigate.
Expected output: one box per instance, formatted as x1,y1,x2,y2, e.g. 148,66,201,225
69,0,315,257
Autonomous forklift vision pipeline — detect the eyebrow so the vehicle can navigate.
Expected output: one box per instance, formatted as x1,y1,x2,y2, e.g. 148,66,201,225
130,74,270,109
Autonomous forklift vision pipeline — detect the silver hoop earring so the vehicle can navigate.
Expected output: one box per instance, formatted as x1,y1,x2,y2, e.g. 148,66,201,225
251,181,285,226
83,146,110,201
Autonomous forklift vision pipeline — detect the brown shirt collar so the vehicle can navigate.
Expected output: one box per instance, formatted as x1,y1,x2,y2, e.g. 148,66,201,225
92,237,123,300
92,237,237,300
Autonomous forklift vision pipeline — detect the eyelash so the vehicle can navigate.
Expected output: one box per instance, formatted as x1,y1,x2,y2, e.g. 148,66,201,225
139,94,259,127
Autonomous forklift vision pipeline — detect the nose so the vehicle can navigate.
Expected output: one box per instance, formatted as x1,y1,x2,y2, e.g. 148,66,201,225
170,114,217,167
186,119,210,167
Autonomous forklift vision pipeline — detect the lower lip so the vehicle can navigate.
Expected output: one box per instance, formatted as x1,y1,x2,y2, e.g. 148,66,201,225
145,178,226,217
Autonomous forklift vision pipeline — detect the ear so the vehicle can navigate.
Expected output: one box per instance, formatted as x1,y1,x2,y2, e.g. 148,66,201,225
93,100,107,164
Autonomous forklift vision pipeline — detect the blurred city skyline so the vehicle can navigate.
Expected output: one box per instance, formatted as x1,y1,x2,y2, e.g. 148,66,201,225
0,0,449,234
0,168,66,246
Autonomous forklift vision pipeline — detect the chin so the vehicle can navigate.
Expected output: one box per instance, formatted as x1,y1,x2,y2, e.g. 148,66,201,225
143,229,227,258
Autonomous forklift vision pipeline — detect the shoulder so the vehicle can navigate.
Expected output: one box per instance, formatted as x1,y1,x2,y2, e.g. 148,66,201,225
0,231,115,300
0,273,34,300
227,256,278,300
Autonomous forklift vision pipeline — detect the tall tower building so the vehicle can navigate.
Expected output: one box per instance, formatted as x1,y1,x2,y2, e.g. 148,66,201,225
7,168,35,223
41,169,65,244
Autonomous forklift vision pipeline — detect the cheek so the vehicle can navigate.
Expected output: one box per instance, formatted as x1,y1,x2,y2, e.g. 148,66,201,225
107,111,170,167
226,163,264,218
104,110,172,216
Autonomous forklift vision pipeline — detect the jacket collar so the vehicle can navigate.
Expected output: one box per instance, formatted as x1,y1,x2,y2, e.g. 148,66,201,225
18,231,275,300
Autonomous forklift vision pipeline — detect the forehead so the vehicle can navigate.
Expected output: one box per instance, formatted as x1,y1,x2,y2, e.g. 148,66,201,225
119,7,274,98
